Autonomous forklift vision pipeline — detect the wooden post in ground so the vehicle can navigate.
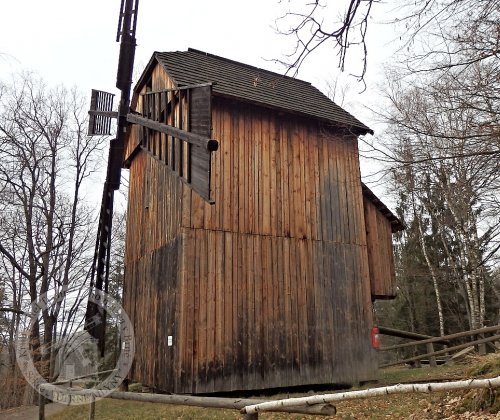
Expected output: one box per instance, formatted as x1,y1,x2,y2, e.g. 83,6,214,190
426,343,437,367
244,413,258,419
477,334,487,355
119,377,129,392
89,395,95,420
413,355,421,368
38,392,45,420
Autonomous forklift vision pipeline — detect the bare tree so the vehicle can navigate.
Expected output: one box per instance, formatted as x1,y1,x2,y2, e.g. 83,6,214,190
0,73,106,403
276,0,499,85
276,0,376,80
394,0,499,74
383,72,500,331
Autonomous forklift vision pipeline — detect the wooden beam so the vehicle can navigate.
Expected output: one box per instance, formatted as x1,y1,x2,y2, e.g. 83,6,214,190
378,326,449,343
127,113,218,151
88,110,119,118
109,391,336,416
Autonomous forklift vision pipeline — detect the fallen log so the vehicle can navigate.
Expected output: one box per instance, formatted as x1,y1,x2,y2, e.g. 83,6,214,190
110,392,336,416
241,376,500,415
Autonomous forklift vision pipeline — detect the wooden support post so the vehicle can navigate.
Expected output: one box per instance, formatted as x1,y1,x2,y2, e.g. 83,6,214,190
414,356,421,368
477,334,487,355
89,395,96,420
478,343,487,355
487,340,499,351
426,343,437,367
38,392,45,420
443,344,450,360
244,413,258,420
119,377,129,392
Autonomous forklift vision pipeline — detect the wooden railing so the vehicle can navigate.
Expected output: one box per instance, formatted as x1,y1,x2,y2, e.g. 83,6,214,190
378,325,500,368
38,370,116,420
38,386,336,420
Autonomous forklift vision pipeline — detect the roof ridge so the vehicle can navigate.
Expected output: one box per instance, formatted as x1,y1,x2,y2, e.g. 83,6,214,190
184,48,312,86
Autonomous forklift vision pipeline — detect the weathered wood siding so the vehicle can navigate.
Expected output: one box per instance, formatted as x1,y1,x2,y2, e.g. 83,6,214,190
363,197,397,299
174,230,376,393
182,98,369,243
123,63,378,394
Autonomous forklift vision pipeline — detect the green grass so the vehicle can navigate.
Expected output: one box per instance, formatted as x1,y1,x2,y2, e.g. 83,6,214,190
48,399,240,420
376,361,465,386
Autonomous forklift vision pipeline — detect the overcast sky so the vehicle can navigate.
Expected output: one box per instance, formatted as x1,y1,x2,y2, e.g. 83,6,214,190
1,0,400,193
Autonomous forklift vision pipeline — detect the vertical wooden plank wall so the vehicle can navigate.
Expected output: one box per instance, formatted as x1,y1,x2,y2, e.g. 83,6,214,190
123,65,186,391
123,63,379,394
363,197,397,299
176,97,377,393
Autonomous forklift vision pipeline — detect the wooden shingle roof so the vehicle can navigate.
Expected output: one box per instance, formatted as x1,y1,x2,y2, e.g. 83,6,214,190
144,49,372,135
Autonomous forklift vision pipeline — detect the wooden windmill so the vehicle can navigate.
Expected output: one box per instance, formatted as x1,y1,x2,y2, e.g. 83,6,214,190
84,0,218,354
85,0,403,395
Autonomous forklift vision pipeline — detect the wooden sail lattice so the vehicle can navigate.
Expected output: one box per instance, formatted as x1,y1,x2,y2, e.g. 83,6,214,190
88,90,116,136
126,83,217,202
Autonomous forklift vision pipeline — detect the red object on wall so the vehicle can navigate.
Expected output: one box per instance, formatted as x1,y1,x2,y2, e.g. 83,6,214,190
371,326,381,349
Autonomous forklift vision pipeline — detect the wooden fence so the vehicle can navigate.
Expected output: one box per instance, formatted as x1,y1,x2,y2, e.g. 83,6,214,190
38,385,336,420
378,325,500,368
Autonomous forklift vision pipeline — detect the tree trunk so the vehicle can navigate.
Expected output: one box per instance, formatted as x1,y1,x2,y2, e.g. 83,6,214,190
416,207,445,336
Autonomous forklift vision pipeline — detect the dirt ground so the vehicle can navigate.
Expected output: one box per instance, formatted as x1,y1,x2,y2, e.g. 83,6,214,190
0,403,66,420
